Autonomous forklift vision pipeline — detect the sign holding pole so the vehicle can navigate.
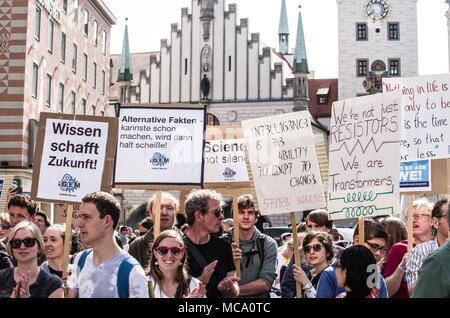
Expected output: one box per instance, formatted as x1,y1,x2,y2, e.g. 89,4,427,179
153,191,162,239
231,191,241,278
407,195,414,252
290,213,302,298
62,204,73,281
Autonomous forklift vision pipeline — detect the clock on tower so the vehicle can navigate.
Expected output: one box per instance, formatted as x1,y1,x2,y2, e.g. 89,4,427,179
366,0,389,21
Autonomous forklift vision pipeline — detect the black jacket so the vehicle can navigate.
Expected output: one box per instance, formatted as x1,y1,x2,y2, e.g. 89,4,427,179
0,242,13,271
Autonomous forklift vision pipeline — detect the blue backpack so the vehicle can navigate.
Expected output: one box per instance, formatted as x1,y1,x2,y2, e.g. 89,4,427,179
76,249,139,298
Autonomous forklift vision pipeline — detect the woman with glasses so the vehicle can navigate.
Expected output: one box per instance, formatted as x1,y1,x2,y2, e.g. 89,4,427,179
336,245,378,298
40,224,67,278
0,212,12,241
147,230,205,298
0,221,63,298
292,232,335,298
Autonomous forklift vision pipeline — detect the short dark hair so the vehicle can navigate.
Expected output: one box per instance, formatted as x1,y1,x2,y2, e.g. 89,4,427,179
353,219,388,242
306,209,333,229
7,194,37,217
36,212,51,227
237,194,257,214
185,189,224,226
302,232,335,262
120,225,128,233
432,198,448,219
82,192,121,230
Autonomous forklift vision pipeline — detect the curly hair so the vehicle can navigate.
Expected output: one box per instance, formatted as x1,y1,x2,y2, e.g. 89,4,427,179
7,194,37,217
185,189,224,226
302,231,335,262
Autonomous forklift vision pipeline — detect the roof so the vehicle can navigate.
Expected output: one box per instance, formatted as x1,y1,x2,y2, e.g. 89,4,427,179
91,0,117,25
117,22,133,82
293,8,308,73
308,78,338,118
278,0,289,35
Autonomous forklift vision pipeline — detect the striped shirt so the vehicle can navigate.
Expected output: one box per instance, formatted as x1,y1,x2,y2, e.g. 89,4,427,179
405,239,438,287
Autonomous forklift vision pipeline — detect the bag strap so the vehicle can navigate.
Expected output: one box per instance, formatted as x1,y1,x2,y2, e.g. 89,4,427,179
117,255,139,298
77,249,93,272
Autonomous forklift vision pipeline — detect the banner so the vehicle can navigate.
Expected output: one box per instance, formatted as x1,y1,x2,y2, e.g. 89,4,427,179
400,160,431,192
328,93,401,220
242,111,326,216
383,74,450,161
204,139,249,184
31,113,117,204
114,106,206,187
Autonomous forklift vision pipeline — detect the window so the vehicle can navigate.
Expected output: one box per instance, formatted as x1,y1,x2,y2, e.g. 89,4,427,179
228,56,232,72
60,32,66,63
207,113,220,126
35,6,41,41
93,21,98,46
48,20,54,53
91,105,96,116
32,63,38,99
388,23,400,40
102,71,106,95
45,74,52,107
82,98,86,115
93,62,97,88
356,23,367,40
74,0,79,24
83,9,89,36
58,83,64,113
316,87,330,105
83,54,88,81
62,0,68,14
102,30,107,55
389,59,401,76
357,59,369,76
184,59,188,75
70,91,76,114
72,44,77,72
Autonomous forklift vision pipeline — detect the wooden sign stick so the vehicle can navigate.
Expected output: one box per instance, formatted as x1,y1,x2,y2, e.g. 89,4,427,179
290,212,302,298
407,195,414,252
62,204,74,282
153,190,162,238
232,191,241,278
358,216,365,246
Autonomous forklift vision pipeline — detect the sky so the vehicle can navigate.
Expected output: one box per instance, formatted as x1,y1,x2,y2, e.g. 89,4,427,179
103,0,449,79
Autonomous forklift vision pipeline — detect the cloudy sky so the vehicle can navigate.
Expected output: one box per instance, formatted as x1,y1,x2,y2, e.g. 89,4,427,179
103,0,449,78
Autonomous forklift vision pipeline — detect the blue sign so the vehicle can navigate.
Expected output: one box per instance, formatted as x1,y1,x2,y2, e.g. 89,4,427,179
58,174,81,193
0,179,4,198
400,160,431,192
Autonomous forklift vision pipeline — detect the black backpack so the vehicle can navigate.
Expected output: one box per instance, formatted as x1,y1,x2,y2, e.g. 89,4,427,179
222,232,266,272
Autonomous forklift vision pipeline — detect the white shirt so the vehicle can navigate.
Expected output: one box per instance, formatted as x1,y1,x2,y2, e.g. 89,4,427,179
68,250,148,298
147,275,204,298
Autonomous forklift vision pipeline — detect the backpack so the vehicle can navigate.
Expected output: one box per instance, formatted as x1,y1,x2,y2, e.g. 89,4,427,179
222,232,266,272
76,249,139,298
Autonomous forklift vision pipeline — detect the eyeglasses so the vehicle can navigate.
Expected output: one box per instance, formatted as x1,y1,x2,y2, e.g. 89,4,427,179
0,224,12,230
365,241,386,253
10,238,38,249
412,214,432,220
304,243,323,253
155,246,184,256
210,208,223,218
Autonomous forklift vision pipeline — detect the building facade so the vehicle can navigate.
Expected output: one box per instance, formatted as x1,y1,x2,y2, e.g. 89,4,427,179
337,0,419,100
0,0,116,191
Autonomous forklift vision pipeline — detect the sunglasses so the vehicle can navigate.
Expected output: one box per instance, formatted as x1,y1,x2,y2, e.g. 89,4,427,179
1,224,12,230
10,238,38,249
155,246,184,256
210,208,223,218
365,241,386,253
304,243,322,253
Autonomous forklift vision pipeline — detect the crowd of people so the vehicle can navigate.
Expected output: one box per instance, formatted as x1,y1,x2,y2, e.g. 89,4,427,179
0,188,448,298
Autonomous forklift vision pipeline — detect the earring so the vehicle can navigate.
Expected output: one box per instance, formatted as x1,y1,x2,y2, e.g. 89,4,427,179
431,227,437,237
155,261,159,266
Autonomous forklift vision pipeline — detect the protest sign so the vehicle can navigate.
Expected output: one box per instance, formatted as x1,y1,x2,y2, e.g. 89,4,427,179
31,113,117,204
383,74,450,161
114,105,206,189
328,93,401,220
242,111,326,216
400,160,431,192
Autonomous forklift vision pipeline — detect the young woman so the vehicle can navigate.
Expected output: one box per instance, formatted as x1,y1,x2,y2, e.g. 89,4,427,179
0,221,63,298
292,232,335,298
41,225,66,278
147,230,205,298
336,245,378,298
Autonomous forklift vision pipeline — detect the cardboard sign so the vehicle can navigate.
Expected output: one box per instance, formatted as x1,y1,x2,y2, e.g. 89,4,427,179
31,113,118,204
114,105,206,188
383,74,450,161
328,93,401,220
242,111,326,216
400,160,431,192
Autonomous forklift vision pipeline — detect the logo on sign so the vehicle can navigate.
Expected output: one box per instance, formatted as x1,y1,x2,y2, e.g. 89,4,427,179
223,167,237,180
151,153,169,167
58,174,80,193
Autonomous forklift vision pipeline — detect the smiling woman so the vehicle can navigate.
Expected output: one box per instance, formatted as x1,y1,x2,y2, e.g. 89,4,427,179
40,225,67,279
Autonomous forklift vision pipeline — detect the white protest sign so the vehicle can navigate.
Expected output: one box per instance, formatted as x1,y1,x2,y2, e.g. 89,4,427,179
33,116,112,203
383,74,450,161
115,106,205,186
328,93,401,220
242,111,326,216
204,139,249,184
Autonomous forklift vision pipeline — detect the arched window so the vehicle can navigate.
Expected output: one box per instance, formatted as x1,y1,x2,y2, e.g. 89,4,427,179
207,113,220,126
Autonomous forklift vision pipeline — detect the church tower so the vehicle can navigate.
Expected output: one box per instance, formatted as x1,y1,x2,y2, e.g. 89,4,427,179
117,18,133,103
293,5,309,111
278,0,290,54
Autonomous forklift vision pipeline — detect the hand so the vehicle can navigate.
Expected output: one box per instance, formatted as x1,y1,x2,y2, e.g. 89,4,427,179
231,243,242,262
292,264,309,286
184,282,206,298
399,252,410,272
217,276,240,292
198,260,218,285
11,272,31,298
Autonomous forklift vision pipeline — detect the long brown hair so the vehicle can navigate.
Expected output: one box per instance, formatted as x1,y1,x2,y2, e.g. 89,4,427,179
147,230,190,297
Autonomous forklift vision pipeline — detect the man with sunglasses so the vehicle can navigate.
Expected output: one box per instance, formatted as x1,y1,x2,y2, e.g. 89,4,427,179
129,192,182,269
67,192,148,298
183,189,239,298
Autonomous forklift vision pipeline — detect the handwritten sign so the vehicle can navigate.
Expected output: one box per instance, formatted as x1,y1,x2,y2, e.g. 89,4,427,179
328,93,401,220
400,160,431,192
242,111,326,216
383,74,450,161
115,106,206,187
